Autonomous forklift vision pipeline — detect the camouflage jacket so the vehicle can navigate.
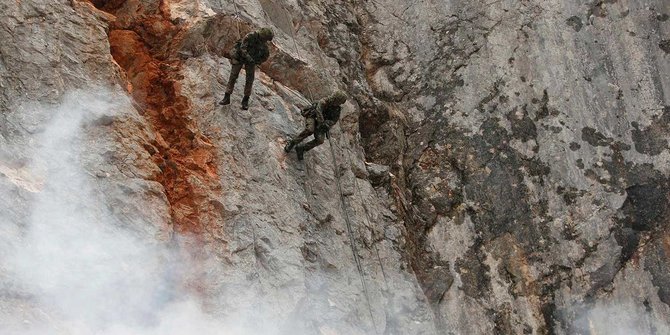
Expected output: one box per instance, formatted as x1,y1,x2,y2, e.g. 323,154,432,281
232,32,270,65
301,98,341,129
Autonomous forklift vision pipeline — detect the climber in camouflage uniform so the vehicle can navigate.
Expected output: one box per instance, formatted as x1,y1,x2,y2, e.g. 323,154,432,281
219,28,274,110
284,91,347,160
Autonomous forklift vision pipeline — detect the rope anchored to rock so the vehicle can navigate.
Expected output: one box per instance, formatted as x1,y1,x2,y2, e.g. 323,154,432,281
274,3,380,333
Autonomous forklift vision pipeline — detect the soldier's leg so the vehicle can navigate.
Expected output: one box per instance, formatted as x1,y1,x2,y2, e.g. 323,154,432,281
295,119,316,143
285,118,315,153
240,64,255,109
301,129,326,152
243,64,255,97
226,62,243,94
295,129,325,160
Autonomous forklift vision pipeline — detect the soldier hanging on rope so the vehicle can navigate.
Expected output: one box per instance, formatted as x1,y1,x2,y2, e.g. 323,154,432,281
284,91,347,160
219,28,274,110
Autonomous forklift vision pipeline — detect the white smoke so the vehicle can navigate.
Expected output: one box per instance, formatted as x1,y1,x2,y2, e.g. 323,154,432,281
0,88,382,335
575,302,670,335
0,89,228,335
6,88,668,335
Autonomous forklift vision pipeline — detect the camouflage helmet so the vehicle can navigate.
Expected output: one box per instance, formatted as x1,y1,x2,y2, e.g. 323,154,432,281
329,90,347,105
258,28,274,41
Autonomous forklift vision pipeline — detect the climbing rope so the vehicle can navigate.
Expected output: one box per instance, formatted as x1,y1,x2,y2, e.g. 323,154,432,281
243,3,382,331
255,2,315,106
308,1,391,293
335,132,390,291
231,0,243,39
267,3,379,332
327,132,391,295
310,0,391,313
281,3,316,102
327,136,379,335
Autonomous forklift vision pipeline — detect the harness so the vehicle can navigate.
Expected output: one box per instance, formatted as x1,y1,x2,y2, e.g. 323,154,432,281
233,35,269,65
300,103,318,117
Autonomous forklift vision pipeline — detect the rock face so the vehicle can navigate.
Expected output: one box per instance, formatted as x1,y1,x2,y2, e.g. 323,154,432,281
0,0,668,334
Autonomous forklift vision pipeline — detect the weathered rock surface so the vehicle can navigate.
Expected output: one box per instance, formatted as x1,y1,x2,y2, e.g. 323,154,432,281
0,0,668,334
343,0,670,333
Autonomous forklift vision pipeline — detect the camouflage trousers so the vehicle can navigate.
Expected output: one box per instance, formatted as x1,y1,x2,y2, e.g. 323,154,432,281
225,60,255,97
292,118,327,152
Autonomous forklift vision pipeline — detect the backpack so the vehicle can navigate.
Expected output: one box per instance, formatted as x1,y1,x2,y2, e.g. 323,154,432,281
300,103,318,117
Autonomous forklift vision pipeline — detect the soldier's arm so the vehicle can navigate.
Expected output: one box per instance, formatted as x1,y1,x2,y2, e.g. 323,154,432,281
238,33,257,63
315,100,326,124
323,107,340,128
256,47,270,65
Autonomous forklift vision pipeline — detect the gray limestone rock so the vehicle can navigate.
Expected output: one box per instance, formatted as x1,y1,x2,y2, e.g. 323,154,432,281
1,0,669,334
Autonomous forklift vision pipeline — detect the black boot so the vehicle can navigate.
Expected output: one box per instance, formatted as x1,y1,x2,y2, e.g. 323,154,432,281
241,96,250,110
218,93,231,105
295,145,305,161
284,139,295,153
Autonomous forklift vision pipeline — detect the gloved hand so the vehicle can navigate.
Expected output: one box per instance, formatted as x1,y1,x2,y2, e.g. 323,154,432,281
239,51,254,65
318,124,330,132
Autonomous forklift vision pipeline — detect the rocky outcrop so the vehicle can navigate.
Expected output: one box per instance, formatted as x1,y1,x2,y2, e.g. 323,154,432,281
0,0,668,334
339,0,670,333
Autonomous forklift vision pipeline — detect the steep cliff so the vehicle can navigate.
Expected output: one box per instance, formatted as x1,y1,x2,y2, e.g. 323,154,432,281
0,0,668,334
